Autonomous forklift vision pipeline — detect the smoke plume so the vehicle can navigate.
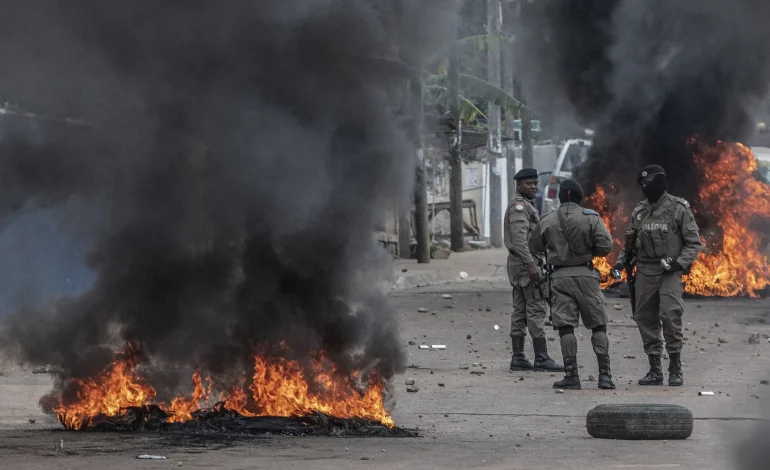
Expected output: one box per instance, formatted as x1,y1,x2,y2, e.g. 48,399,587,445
518,0,770,206
0,1,452,402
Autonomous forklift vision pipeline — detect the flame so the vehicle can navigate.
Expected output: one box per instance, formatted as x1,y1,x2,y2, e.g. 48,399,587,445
585,141,770,297
54,346,394,430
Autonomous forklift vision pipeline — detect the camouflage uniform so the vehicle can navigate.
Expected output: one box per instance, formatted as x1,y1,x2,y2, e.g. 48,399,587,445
504,191,561,371
618,191,702,385
529,202,615,389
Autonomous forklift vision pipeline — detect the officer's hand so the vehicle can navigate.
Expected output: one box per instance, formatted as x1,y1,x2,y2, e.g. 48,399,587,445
527,263,541,283
668,260,684,272
612,260,624,272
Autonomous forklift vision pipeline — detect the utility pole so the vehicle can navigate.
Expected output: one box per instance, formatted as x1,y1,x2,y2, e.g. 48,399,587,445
487,0,503,248
411,71,430,263
502,0,516,202
515,0,534,169
449,4,465,253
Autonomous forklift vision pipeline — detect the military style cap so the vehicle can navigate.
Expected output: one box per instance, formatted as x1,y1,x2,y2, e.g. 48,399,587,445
560,179,584,198
514,168,538,181
637,164,666,184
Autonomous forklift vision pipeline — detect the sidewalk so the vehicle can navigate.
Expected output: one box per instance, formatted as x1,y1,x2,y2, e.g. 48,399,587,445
391,247,509,291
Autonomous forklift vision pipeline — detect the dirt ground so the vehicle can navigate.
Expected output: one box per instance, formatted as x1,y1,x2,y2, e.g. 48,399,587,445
1,280,769,469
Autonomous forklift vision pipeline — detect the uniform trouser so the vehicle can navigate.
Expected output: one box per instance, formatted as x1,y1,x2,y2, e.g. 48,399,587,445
550,274,609,358
510,280,547,340
634,269,685,355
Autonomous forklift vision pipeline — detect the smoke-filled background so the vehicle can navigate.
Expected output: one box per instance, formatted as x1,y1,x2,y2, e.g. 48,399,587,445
516,1,770,467
517,0,770,209
0,0,454,401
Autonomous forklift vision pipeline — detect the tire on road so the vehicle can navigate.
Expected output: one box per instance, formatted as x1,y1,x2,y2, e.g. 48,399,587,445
586,404,693,440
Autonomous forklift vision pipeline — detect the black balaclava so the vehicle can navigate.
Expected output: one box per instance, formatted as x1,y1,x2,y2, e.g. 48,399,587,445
558,178,584,204
638,165,667,202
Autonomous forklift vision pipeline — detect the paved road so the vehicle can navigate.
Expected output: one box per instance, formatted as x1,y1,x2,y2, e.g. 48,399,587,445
1,280,769,469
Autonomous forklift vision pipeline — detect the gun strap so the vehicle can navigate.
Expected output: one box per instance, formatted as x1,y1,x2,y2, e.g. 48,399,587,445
556,206,579,262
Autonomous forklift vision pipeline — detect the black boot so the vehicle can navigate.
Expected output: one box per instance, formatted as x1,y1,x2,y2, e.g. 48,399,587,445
533,337,564,372
668,353,683,386
509,336,534,371
553,356,581,390
596,354,616,390
638,354,664,386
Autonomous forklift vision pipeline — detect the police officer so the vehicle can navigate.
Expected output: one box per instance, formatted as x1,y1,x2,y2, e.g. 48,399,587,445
529,179,615,390
614,165,702,386
505,168,562,372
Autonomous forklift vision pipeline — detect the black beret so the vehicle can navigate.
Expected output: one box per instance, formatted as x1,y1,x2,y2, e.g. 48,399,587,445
637,165,666,184
514,168,538,181
560,179,584,198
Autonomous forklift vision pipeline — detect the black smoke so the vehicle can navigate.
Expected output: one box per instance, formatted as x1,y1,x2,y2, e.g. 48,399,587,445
0,1,453,403
517,0,770,204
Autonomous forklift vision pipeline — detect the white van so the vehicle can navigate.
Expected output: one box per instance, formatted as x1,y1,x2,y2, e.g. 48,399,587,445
752,146,770,183
540,138,592,213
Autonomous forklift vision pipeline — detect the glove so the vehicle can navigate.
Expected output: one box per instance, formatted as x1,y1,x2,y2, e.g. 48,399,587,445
612,260,624,272
527,262,541,283
668,260,684,272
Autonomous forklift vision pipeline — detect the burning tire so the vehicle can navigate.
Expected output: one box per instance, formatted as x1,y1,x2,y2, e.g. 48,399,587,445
586,404,693,440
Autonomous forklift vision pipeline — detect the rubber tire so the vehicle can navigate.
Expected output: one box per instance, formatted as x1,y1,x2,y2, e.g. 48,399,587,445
586,404,693,440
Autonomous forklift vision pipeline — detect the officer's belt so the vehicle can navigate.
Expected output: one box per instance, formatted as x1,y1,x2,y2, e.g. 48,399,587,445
550,261,594,273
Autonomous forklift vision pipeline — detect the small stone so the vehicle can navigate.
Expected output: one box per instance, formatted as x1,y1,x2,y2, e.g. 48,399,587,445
417,307,428,313
442,294,453,299
406,385,420,393
718,337,728,344
613,304,623,310
486,307,492,312
519,377,524,381
438,382,445,387
526,433,531,437
748,333,761,345
444,305,453,309
515,444,521,448
587,375,596,382
472,362,481,367
555,389,564,394
405,378,416,386
431,312,437,316
623,355,636,359
761,380,769,385
466,334,472,340
471,370,485,375
361,457,370,461
381,449,386,453
408,341,416,345
547,337,555,342
28,419,36,424
714,322,720,327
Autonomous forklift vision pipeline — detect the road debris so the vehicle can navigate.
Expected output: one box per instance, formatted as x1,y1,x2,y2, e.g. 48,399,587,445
405,378,416,386
406,385,419,393
466,334,472,340
587,375,596,382
361,456,370,461
418,345,430,350
748,333,761,344
459,362,470,369
459,271,468,279
137,455,167,460
417,307,428,313
623,355,637,359
431,345,446,350
718,337,728,344
555,389,564,394
470,370,485,375
438,382,445,387
698,391,715,396
613,304,623,310
28,419,35,424
761,380,769,385
494,325,500,331
442,294,453,299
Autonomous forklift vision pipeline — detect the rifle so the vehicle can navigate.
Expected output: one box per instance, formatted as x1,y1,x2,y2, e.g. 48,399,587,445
623,230,638,314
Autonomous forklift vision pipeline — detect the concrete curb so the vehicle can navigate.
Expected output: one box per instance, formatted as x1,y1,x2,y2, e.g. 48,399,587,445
390,271,507,291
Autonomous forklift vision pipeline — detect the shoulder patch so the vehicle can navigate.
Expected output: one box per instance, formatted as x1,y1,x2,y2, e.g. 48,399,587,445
514,203,524,212
673,196,691,209
582,208,599,216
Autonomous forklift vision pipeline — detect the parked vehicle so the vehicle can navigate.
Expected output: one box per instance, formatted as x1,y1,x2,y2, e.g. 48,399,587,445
540,139,592,213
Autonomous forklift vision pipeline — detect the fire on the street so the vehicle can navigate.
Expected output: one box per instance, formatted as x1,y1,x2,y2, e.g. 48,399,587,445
587,141,770,297
53,344,394,430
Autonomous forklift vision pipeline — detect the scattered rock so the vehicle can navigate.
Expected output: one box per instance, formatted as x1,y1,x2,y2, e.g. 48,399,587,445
361,457,370,461
486,307,492,312
470,370,485,375
748,333,761,345
613,304,623,310
515,444,521,448
555,389,564,394
714,322,720,327
0,371,4,377
547,337,555,342
442,294,453,299
466,334,472,340
438,382,445,387
587,375,596,382
459,363,470,369
406,385,420,393
28,419,35,424
417,307,429,313
761,380,769,385
408,341,416,346
519,377,524,381
405,378,416,386
402,268,408,273
718,337,728,344
623,355,636,359
444,305,453,309
32,365,51,374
